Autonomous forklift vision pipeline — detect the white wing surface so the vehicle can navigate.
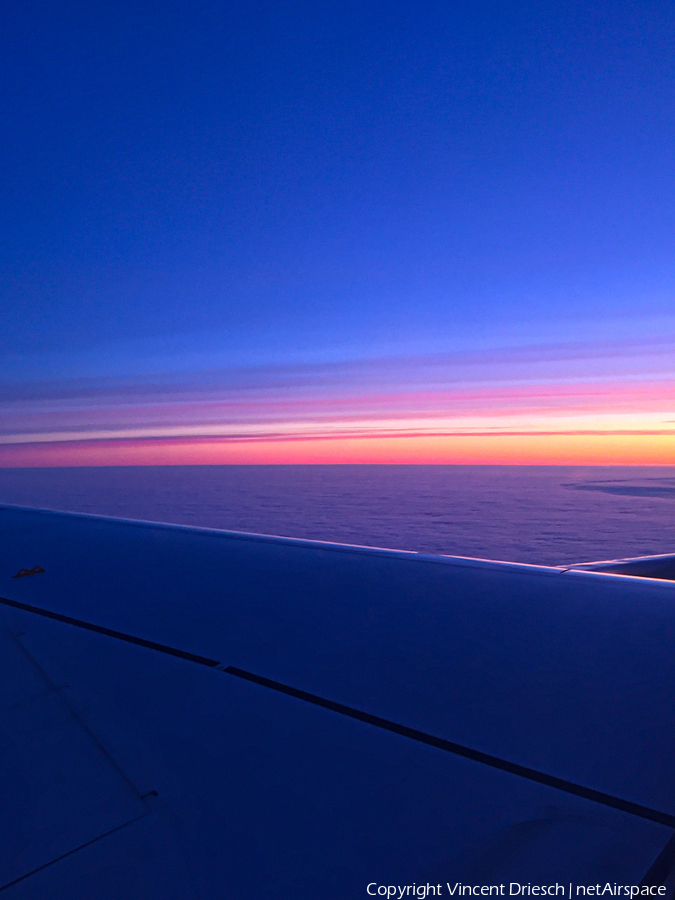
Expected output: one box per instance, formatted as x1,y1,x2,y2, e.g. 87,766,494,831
1,504,675,897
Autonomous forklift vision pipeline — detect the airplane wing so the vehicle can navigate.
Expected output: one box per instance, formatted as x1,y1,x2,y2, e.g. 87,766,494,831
561,553,675,581
1,503,675,898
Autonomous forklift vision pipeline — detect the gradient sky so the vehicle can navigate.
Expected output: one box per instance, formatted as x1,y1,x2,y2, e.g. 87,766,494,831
2,0,674,464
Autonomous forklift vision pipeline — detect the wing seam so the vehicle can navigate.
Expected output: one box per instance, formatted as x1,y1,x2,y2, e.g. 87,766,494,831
0,813,150,893
2,593,673,830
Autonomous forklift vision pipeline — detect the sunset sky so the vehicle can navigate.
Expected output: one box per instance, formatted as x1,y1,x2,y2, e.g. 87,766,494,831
2,0,674,465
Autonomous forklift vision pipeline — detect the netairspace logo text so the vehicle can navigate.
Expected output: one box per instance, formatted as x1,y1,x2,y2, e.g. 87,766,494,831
366,885,667,899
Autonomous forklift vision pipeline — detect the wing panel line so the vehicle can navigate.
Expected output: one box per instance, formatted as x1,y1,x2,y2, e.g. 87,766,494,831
1,593,673,830
0,814,150,894
0,595,220,667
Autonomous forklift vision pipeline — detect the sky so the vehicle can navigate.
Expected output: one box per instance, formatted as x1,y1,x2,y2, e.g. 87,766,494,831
1,0,674,465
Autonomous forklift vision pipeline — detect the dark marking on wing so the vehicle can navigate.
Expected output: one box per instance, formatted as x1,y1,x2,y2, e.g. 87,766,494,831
12,565,45,579
0,592,674,836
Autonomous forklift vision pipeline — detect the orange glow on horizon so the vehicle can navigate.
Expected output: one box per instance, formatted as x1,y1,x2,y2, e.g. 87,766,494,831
1,432,673,467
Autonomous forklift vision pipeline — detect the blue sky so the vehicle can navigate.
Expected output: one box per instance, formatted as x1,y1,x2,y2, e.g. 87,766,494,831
2,0,675,464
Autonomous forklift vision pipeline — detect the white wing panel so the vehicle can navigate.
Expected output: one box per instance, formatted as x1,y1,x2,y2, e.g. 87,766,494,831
2,505,675,893
1,605,670,894
0,630,146,889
